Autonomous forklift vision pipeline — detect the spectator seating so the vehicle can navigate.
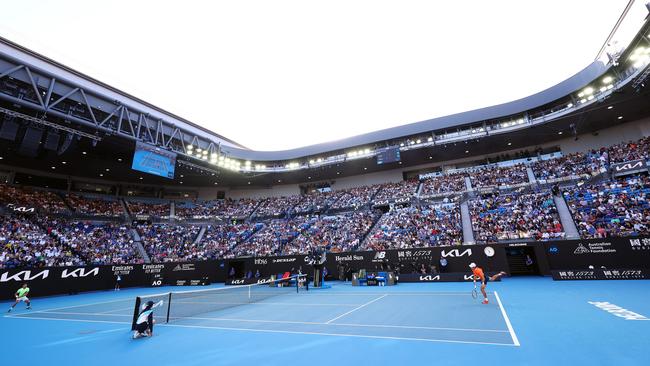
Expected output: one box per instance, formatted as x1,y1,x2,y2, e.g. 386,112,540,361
138,224,201,262
67,194,124,217
564,175,650,238
469,191,564,243
363,204,462,250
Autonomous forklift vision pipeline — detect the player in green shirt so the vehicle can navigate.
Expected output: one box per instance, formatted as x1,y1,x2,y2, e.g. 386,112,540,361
8,283,31,312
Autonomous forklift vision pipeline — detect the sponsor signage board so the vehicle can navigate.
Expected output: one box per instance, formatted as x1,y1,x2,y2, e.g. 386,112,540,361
397,273,502,282
0,261,219,300
551,269,650,280
610,159,647,176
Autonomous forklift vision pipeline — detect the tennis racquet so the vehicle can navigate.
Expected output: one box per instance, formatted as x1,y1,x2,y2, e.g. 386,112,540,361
471,284,478,299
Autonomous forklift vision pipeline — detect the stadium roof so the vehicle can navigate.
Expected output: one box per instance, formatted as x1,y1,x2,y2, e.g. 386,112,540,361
0,1,641,151
1,2,650,188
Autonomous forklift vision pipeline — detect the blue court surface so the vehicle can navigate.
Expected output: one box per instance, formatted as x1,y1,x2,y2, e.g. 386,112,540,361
2,277,648,366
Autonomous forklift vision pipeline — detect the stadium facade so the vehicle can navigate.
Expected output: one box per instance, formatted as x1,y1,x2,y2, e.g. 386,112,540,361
1,3,650,298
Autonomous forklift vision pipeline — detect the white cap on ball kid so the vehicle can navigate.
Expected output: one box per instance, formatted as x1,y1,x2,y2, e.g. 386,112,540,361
469,263,476,268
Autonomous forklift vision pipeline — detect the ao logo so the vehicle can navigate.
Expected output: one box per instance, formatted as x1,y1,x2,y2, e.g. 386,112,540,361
549,246,559,253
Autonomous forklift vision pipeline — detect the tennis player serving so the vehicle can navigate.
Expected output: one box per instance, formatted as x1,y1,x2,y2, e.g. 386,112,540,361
8,283,32,312
469,263,506,304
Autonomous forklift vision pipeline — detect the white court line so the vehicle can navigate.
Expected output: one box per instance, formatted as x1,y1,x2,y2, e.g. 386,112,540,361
330,322,509,333
17,297,133,315
7,311,132,317
98,307,135,314
4,315,516,347
6,312,508,334
325,294,387,324
304,292,494,296
174,317,509,333
494,291,520,347
173,301,360,307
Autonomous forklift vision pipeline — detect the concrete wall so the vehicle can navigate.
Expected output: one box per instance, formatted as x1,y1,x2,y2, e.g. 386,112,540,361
554,116,650,154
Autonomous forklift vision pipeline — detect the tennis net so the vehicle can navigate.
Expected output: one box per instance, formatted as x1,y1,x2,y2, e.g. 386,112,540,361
131,275,308,330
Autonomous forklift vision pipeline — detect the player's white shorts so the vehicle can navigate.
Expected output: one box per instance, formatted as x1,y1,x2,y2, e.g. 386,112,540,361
16,296,29,302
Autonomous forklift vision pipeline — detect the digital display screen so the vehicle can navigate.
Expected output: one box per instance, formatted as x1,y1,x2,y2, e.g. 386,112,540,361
377,148,401,165
131,142,177,179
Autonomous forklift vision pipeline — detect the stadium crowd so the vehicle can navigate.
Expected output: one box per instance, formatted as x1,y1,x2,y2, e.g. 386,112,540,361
199,223,262,259
220,198,260,218
126,200,170,217
420,172,467,196
255,195,303,217
0,185,68,214
138,224,201,262
531,152,605,181
606,136,650,163
373,180,419,201
285,211,380,254
330,186,379,210
564,175,650,238
363,204,462,250
469,191,564,243
67,194,124,217
3,135,650,269
469,164,529,189
228,217,311,258
293,190,341,213
0,216,84,268
52,220,142,265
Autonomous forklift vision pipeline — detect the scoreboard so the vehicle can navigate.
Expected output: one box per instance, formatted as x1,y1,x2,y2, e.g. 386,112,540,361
377,148,401,165
131,141,177,179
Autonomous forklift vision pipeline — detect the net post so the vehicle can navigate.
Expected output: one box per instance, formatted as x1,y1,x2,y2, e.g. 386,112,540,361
166,292,172,323
131,296,142,331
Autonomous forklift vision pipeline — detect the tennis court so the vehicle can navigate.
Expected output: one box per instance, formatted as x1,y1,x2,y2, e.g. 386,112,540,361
2,278,648,365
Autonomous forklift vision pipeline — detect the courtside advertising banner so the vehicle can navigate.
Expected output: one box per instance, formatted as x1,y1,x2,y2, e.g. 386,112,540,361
0,261,220,300
543,236,650,271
